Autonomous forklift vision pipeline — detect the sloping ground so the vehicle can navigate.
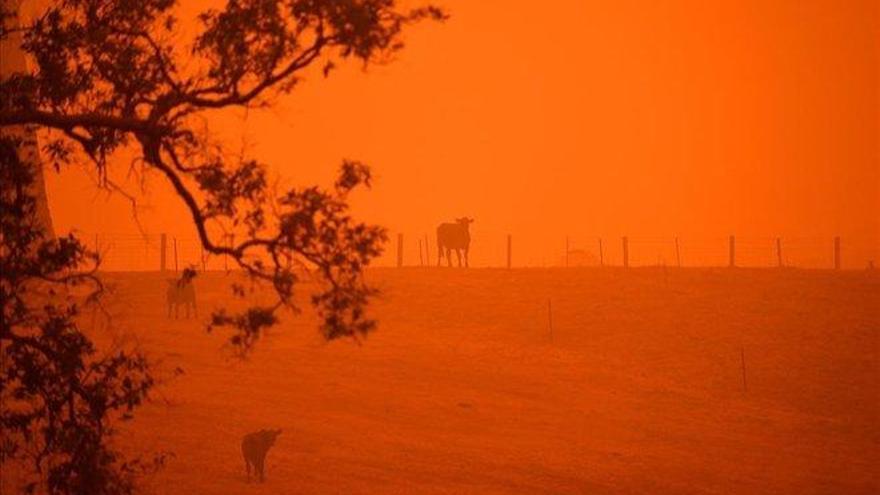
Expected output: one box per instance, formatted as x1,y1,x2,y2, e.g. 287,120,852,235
85,268,880,493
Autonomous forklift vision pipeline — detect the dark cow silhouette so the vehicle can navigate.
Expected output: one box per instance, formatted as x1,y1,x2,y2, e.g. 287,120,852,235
166,269,197,318
437,217,474,267
242,428,281,483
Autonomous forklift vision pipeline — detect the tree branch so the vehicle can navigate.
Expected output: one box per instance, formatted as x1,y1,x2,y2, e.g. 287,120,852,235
0,111,158,135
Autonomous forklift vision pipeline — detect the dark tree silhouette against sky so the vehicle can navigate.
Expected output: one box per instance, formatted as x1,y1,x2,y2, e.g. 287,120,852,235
1,1,444,493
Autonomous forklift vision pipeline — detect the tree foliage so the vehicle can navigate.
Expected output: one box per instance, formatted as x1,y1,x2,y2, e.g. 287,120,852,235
0,0,445,344
1,0,444,492
1,134,163,494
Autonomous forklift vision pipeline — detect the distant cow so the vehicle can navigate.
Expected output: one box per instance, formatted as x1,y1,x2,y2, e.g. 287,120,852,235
242,428,282,483
166,272,197,318
437,217,474,267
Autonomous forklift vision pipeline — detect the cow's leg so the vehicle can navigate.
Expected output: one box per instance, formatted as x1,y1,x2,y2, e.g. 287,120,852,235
437,244,443,266
464,247,469,268
455,249,462,267
446,248,453,267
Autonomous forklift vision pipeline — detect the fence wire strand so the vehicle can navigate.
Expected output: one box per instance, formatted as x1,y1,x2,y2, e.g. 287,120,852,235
82,231,878,271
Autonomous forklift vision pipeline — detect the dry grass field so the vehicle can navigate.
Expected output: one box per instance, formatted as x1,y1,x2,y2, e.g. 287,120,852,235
47,268,880,493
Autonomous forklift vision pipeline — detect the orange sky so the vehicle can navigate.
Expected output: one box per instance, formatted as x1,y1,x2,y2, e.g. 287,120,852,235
43,0,879,267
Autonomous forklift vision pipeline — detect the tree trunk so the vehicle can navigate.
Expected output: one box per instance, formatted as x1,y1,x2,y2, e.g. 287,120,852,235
1,2,55,239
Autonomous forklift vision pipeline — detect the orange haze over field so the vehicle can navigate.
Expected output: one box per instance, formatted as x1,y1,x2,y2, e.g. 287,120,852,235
6,2,880,494
38,0,879,266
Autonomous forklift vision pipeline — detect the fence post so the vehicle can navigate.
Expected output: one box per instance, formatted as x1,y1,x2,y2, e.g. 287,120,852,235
834,236,841,270
173,237,179,273
397,233,404,268
224,234,233,271
565,236,569,267
622,236,629,268
425,234,430,266
598,238,604,266
728,235,736,268
160,233,167,272
776,238,783,267
675,237,681,267
506,234,512,269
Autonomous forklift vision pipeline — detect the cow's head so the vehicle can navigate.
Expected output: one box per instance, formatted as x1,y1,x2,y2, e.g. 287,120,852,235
456,217,474,230
268,428,282,444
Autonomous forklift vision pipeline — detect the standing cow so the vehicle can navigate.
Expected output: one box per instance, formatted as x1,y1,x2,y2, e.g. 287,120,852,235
437,217,474,267
166,269,197,318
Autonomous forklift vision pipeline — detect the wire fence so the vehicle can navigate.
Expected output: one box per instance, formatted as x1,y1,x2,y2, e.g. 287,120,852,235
84,230,879,273
388,233,878,271
88,232,224,272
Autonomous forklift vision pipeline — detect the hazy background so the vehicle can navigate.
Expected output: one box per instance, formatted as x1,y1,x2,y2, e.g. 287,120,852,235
40,0,879,267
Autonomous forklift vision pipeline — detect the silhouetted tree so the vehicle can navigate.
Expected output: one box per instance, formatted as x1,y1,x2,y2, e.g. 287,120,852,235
1,0,445,343
1,134,162,494
0,1,444,493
